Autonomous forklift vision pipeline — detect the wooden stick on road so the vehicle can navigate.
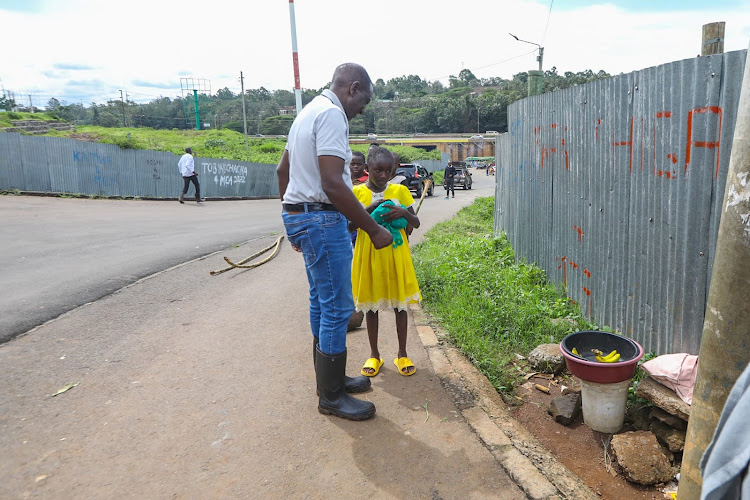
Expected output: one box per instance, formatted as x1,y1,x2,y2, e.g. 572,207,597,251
210,235,285,275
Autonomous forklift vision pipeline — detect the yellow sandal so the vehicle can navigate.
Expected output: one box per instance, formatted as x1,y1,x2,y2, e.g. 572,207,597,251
394,357,416,376
361,358,384,377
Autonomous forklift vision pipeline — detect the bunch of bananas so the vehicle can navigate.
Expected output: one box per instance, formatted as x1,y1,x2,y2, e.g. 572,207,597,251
591,349,621,363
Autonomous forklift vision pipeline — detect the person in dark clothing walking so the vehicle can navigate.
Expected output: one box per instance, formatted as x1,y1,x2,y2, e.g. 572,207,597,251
444,163,456,199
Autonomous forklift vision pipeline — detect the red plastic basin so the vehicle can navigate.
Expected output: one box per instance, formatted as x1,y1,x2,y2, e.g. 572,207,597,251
560,331,644,384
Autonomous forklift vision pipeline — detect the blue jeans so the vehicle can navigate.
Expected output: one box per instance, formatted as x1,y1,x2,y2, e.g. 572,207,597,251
282,209,354,355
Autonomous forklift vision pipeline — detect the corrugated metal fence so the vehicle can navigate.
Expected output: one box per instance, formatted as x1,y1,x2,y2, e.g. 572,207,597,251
495,49,747,355
0,133,279,199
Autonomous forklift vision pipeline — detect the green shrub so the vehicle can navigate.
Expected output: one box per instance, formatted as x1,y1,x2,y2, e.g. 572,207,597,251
204,139,227,148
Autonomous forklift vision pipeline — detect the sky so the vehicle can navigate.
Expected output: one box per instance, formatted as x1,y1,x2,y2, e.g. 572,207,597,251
1,0,749,107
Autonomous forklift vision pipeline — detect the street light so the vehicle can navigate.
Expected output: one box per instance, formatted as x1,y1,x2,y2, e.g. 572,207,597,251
471,92,480,133
509,33,544,71
477,102,480,133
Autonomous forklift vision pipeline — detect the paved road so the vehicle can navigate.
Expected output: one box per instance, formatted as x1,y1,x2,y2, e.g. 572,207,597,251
1,171,518,499
0,197,283,343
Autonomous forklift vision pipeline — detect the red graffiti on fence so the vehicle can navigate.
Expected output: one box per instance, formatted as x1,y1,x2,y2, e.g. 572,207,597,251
613,116,634,173
685,106,722,179
530,106,723,181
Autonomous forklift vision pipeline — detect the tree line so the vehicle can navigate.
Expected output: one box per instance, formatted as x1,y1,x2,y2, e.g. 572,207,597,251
12,67,611,135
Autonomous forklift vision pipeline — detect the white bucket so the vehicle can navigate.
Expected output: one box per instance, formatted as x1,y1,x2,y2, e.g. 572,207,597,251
579,378,630,433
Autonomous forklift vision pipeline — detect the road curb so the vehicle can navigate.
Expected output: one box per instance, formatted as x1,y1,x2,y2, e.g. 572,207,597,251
409,303,598,500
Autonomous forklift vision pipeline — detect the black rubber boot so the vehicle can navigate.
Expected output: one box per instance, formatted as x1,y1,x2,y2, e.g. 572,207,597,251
315,346,376,421
313,339,371,394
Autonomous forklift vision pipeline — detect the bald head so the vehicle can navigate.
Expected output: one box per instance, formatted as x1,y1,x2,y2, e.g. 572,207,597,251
329,63,373,120
331,63,372,91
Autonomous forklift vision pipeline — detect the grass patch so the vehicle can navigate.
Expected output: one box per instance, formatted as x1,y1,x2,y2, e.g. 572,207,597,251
412,196,596,393
46,126,287,162
432,170,444,185
40,125,440,164
0,111,60,128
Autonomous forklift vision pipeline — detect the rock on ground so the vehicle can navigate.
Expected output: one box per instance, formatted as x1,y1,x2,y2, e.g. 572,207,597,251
635,377,691,421
611,431,675,485
650,407,687,431
547,393,581,425
528,343,565,374
650,419,686,452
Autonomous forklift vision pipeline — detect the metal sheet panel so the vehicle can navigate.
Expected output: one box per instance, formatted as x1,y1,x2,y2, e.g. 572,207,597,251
0,134,281,199
45,136,81,194
0,132,24,189
17,134,51,191
496,49,747,355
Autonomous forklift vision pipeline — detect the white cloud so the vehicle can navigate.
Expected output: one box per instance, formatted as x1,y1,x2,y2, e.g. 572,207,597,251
1,0,748,105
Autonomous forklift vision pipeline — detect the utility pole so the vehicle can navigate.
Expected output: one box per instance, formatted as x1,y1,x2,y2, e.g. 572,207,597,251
240,71,249,153
118,90,126,127
288,0,303,115
29,94,34,114
701,22,725,56
678,42,750,499
193,89,200,130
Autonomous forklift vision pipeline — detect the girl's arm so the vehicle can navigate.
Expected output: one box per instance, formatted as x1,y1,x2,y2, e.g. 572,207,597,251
404,206,420,229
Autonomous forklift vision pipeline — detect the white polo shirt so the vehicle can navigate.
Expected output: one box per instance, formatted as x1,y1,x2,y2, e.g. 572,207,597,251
282,89,352,204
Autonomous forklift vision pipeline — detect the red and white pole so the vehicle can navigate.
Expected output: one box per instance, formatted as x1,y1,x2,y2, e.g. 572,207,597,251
288,0,302,115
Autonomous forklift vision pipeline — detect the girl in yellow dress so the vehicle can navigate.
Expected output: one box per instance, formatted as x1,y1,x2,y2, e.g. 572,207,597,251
351,146,422,377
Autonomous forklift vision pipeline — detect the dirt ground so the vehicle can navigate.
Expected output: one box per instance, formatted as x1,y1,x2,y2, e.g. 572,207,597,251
508,373,668,500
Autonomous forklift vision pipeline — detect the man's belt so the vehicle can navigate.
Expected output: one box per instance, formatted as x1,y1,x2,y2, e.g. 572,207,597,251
282,202,338,213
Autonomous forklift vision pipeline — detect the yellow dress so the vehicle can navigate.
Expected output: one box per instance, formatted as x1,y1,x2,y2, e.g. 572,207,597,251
352,183,422,312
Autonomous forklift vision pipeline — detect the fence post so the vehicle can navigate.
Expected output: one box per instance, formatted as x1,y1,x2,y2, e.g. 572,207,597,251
527,70,543,96
701,22,725,56
678,42,750,499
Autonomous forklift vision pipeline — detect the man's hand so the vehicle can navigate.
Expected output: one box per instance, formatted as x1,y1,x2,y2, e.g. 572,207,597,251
368,225,393,249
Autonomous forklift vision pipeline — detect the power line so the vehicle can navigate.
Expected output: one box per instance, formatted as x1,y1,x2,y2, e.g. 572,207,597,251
428,49,538,82
541,0,554,45
468,49,539,73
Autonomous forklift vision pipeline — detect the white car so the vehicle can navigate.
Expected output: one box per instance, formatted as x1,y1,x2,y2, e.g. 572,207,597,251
470,134,483,139
367,133,377,139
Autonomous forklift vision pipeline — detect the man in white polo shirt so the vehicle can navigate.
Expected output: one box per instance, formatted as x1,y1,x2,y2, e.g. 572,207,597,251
277,63,392,421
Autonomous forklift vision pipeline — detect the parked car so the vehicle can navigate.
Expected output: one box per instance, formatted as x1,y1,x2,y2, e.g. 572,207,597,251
395,163,434,198
470,134,483,139
443,162,473,190
367,133,377,140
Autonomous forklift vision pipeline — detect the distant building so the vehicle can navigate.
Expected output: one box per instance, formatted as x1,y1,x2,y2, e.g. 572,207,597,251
278,106,296,116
